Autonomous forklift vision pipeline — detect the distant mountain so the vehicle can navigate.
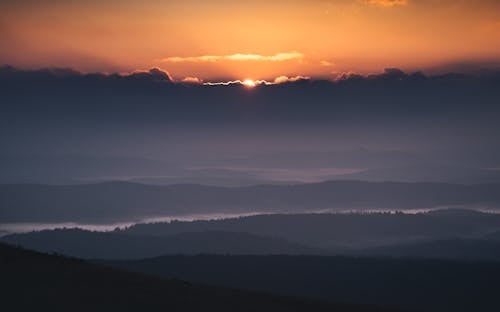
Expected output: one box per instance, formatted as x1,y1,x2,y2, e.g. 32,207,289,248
105,254,500,312
4,151,499,186
0,154,301,186
1,180,500,223
226,148,422,170
0,154,179,185
337,164,500,184
1,243,384,312
1,229,322,259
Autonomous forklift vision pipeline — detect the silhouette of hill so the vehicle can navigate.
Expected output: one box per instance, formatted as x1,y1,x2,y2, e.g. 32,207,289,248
5,210,500,261
424,208,487,217
358,238,500,261
124,210,500,249
481,230,500,241
1,181,500,223
104,254,500,312
1,229,321,259
0,243,395,312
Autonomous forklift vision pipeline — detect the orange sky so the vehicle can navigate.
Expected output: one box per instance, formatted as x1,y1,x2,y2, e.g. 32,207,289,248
1,0,499,81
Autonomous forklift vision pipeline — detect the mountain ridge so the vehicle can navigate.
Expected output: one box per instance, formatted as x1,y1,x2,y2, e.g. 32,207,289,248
2,180,500,223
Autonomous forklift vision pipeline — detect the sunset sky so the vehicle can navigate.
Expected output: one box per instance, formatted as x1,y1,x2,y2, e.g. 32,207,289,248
1,0,500,81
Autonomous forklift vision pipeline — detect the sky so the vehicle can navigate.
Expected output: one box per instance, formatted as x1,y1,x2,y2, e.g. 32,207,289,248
1,0,500,81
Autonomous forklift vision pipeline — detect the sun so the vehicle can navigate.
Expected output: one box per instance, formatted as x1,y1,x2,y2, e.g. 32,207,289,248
242,79,256,88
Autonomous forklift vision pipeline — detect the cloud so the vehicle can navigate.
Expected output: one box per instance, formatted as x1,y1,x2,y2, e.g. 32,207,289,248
273,75,310,84
203,79,272,86
202,76,310,87
165,56,220,63
2,66,500,138
160,52,304,63
182,76,203,84
320,60,335,67
225,52,304,62
366,0,408,7
128,68,173,82
203,80,246,86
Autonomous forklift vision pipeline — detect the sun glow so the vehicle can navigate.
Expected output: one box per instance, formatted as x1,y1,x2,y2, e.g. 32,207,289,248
242,79,256,88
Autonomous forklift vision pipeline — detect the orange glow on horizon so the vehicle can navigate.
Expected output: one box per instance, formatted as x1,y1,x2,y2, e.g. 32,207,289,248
0,1,499,79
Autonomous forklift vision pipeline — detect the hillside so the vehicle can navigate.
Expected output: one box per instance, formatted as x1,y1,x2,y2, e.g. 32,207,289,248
5,210,500,260
1,229,322,259
124,210,500,249
0,243,394,312
358,238,500,260
105,254,500,312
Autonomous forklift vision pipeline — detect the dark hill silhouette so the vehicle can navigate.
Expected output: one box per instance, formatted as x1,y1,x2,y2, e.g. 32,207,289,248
1,229,321,259
1,181,500,223
124,210,500,249
0,243,395,312
481,230,500,240
357,238,500,261
5,210,500,260
104,254,500,312
425,207,487,216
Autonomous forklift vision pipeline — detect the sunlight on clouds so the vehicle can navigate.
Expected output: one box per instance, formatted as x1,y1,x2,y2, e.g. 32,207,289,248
182,76,203,83
166,56,219,63
203,79,272,86
203,80,247,86
366,0,408,7
273,75,309,83
203,75,309,87
242,79,256,88
320,61,335,67
225,52,304,62
161,52,304,63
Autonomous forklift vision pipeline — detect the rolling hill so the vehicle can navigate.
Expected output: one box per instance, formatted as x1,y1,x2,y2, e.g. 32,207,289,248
105,254,500,312
1,229,322,259
123,210,500,249
0,243,394,312
1,181,500,223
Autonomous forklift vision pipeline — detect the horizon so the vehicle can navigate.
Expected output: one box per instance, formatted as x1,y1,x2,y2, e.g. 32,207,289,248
2,1,500,81
4,64,500,85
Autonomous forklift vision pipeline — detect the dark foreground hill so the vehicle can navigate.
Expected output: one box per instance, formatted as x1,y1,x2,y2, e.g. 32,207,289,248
105,254,500,312
1,181,500,223
0,243,396,312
